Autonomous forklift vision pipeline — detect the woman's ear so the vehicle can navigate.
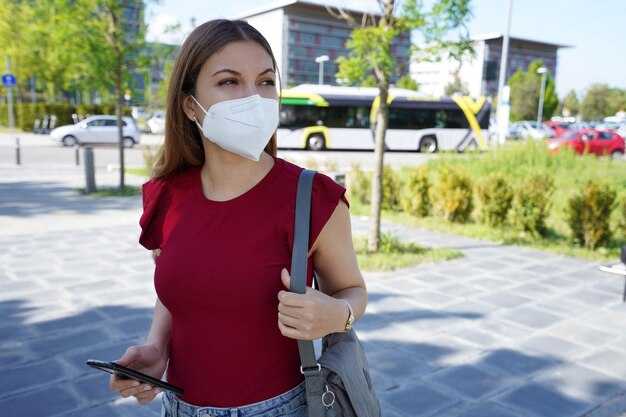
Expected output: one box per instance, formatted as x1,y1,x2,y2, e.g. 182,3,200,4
182,95,197,122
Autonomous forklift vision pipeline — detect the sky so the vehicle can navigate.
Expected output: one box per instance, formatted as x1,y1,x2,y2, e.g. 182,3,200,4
144,0,626,99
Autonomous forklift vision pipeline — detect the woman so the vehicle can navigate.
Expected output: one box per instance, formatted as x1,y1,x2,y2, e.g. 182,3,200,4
110,19,367,417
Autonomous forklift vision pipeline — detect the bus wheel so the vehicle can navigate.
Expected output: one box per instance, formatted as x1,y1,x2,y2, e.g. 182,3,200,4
419,136,438,153
307,135,326,151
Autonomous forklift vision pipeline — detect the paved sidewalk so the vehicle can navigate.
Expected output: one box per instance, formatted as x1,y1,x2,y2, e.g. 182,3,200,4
1,164,626,417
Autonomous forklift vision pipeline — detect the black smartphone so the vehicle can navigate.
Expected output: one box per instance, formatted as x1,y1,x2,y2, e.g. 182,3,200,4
86,359,184,395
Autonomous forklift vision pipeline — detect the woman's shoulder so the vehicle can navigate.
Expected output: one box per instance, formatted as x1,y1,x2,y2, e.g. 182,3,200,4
143,166,199,199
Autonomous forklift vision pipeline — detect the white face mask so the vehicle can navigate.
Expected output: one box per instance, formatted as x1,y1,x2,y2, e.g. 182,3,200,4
191,94,279,161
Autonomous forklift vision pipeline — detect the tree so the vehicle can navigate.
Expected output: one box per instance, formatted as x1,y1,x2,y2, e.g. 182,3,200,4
330,0,473,251
444,72,469,96
74,0,148,190
508,60,558,122
580,84,610,121
561,90,579,117
396,74,419,91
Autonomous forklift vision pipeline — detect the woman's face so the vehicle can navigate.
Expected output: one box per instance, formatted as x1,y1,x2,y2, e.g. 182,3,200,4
185,40,278,120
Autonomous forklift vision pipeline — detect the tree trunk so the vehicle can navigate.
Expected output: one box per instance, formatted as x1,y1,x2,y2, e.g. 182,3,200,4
367,81,390,252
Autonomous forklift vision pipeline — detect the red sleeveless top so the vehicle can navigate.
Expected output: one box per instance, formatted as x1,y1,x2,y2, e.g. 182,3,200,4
138,157,347,407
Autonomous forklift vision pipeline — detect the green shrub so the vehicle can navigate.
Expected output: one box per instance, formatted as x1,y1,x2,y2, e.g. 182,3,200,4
381,165,403,211
433,165,474,223
566,182,617,249
348,163,371,205
511,174,554,237
475,173,513,226
620,195,626,239
401,166,431,217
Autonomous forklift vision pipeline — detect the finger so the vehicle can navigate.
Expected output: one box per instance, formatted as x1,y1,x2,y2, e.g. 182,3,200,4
119,383,153,398
278,311,302,329
281,268,291,290
114,346,141,367
278,319,301,339
277,290,306,307
110,374,141,392
277,302,304,318
135,387,161,405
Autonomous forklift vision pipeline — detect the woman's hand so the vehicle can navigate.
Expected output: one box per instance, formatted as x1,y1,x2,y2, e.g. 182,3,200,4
277,268,348,340
109,344,169,405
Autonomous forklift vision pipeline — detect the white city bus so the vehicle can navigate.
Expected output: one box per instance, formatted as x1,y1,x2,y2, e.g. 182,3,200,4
277,84,491,153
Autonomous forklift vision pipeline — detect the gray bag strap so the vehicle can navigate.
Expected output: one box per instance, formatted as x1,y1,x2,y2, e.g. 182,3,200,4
291,170,329,416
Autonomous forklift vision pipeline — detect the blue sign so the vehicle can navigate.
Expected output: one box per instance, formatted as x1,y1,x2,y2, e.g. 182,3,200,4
2,73,16,88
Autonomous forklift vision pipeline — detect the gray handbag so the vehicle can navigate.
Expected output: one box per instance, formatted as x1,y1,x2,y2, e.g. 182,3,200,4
291,169,381,417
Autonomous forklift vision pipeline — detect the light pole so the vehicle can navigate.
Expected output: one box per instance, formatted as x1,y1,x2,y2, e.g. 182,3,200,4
536,67,548,127
495,0,514,147
315,55,329,85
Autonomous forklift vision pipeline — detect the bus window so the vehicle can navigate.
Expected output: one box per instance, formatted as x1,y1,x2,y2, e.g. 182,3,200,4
324,106,370,128
279,105,324,128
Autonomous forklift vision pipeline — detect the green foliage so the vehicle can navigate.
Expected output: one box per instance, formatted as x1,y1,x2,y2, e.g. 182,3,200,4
433,165,474,223
567,182,617,249
581,84,626,120
508,60,559,122
17,103,75,131
401,166,431,217
444,74,469,96
475,173,513,226
619,195,626,239
382,165,403,211
396,74,419,91
511,174,554,237
562,90,579,116
0,0,150,105
348,164,371,205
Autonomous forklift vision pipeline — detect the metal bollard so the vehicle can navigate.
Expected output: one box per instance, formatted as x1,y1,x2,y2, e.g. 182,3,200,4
15,137,20,165
74,144,80,166
83,147,96,193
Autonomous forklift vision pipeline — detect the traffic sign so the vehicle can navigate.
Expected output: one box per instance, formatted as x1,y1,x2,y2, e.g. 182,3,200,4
2,73,16,88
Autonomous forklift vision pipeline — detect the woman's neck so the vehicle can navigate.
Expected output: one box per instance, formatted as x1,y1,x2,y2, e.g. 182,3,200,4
200,151,274,201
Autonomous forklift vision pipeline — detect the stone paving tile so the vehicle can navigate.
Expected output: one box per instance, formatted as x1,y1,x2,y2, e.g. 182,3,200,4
495,383,594,417
0,386,82,417
426,364,509,400
380,382,463,417
550,320,617,348
479,349,558,377
500,306,564,329
478,292,533,309
518,335,590,359
535,362,626,403
578,350,626,380
451,402,523,417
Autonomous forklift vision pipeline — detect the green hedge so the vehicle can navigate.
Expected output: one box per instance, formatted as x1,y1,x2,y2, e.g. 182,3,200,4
0,102,132,131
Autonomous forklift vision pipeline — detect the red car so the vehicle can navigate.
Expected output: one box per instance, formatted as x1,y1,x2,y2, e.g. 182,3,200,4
547,129,625,158
544,120,573,137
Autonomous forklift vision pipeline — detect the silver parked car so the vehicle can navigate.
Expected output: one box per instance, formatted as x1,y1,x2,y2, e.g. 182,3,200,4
50,115,141,147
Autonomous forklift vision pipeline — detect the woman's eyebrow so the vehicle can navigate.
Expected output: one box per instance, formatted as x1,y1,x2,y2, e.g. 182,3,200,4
211,68,275,77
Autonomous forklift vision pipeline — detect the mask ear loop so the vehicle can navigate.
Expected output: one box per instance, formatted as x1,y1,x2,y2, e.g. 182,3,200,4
190,95,208,131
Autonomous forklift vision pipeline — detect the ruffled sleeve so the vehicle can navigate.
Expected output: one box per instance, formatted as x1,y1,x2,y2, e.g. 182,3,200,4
309,173,349,248
139,178,170,250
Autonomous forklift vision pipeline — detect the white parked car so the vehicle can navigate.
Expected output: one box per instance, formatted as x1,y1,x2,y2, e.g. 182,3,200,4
508,121,555,140
146,110,166,134
50,115,141,147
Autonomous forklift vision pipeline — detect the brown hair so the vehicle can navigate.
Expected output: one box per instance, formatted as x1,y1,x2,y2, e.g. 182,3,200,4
152,19,279,179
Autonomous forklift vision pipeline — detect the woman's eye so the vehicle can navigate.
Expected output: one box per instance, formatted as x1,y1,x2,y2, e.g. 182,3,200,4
261,79,276,86
218,79,237,86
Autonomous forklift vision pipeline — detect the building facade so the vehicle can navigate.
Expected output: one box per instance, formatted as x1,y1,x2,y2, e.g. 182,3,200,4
234,0,411,87
411,34,569,98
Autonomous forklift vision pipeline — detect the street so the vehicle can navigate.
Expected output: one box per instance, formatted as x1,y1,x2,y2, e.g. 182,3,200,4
0,132,433,172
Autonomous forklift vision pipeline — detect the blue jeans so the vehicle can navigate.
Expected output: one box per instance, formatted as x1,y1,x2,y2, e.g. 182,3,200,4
161,382,307,417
